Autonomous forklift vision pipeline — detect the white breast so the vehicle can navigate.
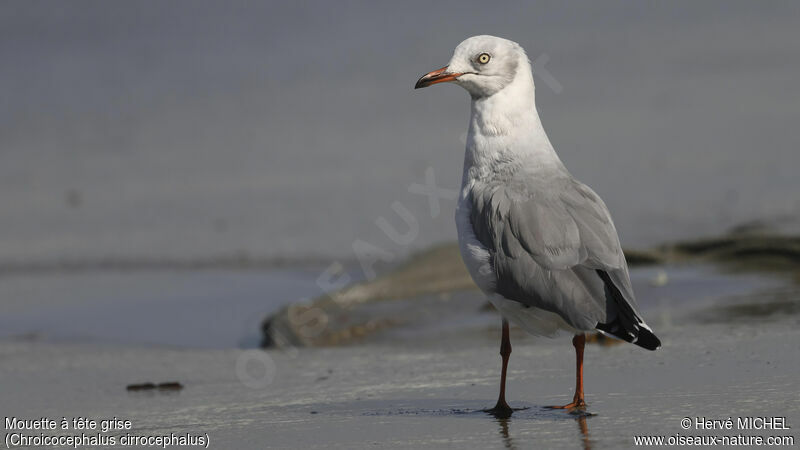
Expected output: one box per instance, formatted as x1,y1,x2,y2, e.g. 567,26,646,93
455,194,497,294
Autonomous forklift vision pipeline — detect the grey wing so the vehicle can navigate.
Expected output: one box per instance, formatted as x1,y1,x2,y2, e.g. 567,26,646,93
560,180,658,346
471,173,657,347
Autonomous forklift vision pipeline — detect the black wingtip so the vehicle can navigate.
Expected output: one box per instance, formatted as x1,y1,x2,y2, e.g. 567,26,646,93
596,322,662,351
594,269,662,351
634,327,662,351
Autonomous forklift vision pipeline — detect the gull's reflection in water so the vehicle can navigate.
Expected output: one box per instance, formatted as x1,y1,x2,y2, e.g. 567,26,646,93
575,413,592,450
493,417,517,450
489,409,593,450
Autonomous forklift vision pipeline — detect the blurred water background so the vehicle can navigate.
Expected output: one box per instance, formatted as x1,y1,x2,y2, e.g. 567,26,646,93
3,0,799,266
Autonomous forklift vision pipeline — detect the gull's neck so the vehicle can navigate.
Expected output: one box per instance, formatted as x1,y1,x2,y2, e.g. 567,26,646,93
463,63,565,190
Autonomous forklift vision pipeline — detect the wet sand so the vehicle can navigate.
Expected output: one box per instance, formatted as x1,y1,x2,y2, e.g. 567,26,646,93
1,263,798,448
1,317,797,449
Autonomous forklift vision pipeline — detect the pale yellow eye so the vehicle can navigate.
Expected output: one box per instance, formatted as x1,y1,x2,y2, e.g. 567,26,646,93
477,53,491,64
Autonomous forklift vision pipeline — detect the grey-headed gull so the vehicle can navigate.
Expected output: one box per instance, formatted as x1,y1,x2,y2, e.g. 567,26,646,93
415,35,660,416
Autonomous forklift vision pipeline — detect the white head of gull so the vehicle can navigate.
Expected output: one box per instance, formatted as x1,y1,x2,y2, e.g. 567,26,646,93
416,35,660,417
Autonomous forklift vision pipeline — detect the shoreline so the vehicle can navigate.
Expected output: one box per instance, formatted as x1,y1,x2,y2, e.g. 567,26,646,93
262,231,800,349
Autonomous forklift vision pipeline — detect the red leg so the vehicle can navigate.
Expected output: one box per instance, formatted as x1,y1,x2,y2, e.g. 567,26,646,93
485,319,513,417
547,333,587,409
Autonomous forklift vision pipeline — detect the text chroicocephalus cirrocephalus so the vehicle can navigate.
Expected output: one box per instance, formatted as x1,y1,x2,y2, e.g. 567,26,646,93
415,35,661,417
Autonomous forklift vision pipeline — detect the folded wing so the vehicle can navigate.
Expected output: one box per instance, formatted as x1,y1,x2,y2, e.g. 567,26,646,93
470,171,659,349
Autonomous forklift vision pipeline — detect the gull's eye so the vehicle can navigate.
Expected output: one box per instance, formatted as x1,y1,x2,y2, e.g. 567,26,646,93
477,53,491,64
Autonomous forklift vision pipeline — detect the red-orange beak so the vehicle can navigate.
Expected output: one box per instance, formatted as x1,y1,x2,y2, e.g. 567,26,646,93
414,66,462,89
